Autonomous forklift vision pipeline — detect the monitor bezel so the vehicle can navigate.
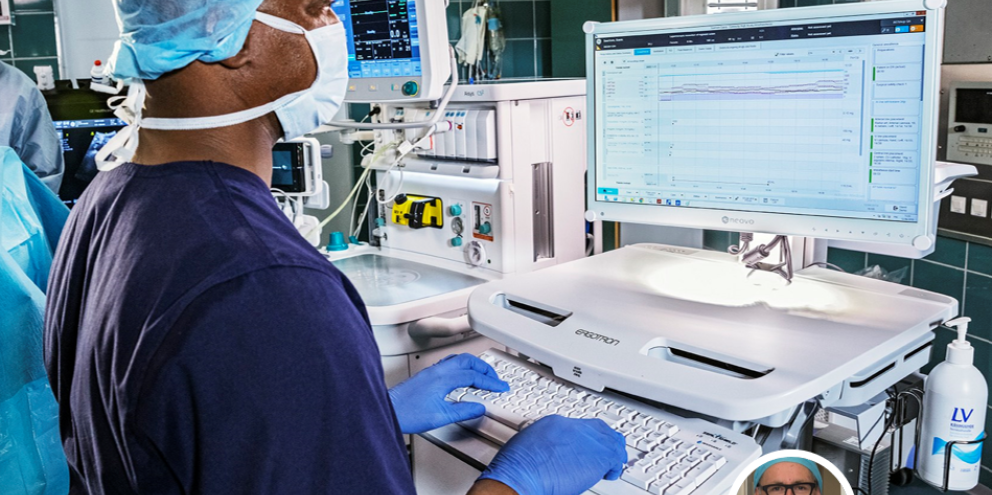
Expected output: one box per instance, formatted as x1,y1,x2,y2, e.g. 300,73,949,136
585,0,946,257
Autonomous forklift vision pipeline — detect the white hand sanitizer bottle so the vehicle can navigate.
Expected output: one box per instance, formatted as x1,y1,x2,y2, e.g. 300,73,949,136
919,317,986,490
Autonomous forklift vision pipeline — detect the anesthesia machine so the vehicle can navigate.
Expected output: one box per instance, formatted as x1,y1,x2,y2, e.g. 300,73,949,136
309,0,590,397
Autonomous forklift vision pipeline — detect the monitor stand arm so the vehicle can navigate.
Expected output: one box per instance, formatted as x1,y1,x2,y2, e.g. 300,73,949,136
733,233,828,282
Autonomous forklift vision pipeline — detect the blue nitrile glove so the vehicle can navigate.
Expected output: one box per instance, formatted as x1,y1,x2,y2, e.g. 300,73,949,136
479,415,627,495
388,353,509,434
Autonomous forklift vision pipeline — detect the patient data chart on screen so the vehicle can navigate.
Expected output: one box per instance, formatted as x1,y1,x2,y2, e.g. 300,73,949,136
594,11,928,222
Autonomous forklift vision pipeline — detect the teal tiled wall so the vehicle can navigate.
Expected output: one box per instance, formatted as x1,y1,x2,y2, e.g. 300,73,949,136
447,0,552,79
1,0,59,80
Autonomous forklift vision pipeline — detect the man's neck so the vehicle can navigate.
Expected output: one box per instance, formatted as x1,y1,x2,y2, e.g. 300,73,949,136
131,116,282,185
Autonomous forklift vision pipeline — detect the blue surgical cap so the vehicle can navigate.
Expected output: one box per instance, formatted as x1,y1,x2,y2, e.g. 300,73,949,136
108,0,265,80
754,457,823,490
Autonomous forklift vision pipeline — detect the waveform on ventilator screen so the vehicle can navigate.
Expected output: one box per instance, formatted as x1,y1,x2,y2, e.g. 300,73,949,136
659,79,847,101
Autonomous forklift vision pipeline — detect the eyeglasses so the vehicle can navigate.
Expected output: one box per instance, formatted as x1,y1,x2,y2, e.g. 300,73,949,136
757,483,818,495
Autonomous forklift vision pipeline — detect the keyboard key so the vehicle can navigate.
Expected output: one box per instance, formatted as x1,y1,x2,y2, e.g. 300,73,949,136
664,478,697,495
648,479,671,495
626,446,645,466
687,461,717,485
622,467,658,490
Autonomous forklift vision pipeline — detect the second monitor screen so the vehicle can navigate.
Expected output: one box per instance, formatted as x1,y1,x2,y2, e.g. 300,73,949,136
593,10,930,223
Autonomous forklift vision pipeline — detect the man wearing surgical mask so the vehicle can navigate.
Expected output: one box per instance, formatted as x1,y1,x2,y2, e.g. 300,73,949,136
43,1,626,494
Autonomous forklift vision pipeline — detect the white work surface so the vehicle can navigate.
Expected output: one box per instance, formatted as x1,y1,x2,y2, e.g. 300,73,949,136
467,244,958,424
326,245,496,357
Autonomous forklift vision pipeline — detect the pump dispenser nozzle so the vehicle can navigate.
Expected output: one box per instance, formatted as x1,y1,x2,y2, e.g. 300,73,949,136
944,316,974,365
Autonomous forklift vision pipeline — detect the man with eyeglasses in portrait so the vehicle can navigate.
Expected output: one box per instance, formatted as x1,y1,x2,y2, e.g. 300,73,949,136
753,458,825,495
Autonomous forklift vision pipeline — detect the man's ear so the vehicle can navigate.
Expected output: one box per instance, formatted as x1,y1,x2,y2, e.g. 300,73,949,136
219,26,253,69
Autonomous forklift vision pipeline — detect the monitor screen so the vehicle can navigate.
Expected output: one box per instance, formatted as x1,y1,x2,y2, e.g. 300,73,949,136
271,142,309,194
45,87,126,208
954,88,992,125
54,118,126,208
587,1,944,255
332,0,422,80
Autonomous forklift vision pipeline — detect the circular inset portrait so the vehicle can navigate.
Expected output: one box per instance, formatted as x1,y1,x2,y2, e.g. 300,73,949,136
732,450,854,495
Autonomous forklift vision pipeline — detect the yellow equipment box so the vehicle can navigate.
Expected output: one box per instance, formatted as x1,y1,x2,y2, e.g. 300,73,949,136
392,195,444,229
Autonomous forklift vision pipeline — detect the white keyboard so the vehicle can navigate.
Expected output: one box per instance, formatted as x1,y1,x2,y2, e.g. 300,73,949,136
447,349,762,495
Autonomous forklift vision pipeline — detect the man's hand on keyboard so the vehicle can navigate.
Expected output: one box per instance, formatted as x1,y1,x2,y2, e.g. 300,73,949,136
477,415,627,495
388,353,510,434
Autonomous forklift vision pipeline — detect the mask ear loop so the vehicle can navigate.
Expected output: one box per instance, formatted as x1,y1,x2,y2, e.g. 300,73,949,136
95,81,146,171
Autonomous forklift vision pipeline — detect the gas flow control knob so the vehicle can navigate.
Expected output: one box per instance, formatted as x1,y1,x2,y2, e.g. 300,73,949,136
451,236,463,247
467,241,486,266
449,204,463,216
478,222,492,235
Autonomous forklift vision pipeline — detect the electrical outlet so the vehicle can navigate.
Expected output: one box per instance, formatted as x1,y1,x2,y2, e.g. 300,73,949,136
950,195,967,214
972,198,988,217
939,174,992,242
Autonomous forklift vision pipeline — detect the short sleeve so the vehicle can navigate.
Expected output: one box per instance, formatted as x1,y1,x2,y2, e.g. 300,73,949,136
128,266,415,494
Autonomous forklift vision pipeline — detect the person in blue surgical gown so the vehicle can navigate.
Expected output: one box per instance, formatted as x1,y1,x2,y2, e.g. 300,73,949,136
0,145,70,495
42,1,626,494
0,61,64,194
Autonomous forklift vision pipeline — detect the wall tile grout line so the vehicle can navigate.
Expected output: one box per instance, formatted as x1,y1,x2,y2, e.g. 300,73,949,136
9,55,59,61
962,242,969,316
936,325,992,346
962,242,971,316
918,258,967,272
532,1,537,77
968,270,992,280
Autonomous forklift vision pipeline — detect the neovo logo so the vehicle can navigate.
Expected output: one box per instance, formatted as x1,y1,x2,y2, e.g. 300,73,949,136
722,216,754,225
575,329,620,346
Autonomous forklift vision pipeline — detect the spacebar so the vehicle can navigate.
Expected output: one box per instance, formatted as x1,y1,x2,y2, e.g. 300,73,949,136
459,415,518,445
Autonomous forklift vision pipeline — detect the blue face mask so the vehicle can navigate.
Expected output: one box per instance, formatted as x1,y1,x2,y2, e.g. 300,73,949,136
97,12,349,171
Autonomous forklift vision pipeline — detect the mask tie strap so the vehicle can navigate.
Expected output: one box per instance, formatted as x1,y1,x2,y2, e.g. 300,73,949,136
140,90,302,131
96,81,146,171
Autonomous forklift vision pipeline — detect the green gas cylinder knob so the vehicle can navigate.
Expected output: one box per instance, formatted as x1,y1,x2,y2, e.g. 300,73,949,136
479,222,492,235
451,236,463,247
449,204,462,216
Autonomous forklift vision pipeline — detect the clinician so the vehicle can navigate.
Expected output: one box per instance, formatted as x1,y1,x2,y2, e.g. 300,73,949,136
43,0,627,494
0,60,64,193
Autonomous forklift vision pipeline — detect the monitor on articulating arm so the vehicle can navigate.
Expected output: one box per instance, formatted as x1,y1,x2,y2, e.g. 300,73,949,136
331,0,451,103
584,0,969,258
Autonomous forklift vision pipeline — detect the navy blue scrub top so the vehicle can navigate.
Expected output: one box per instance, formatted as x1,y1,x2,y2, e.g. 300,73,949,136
44,161,415,494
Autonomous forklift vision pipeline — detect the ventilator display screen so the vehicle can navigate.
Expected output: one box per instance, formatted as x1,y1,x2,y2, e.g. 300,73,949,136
332,0,423,79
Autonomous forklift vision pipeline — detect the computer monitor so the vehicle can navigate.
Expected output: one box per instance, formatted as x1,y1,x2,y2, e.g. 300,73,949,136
585,0,946,257
45,88,126,208
331,0,450,103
